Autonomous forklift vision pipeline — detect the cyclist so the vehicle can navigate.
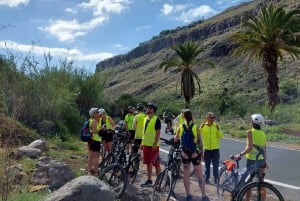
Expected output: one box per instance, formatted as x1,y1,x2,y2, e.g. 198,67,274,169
133,104,146,153
125,106,135,153
173,109,185,134
174,109,209,201
163,107,175,134
234,114,268,201
98,108,115,156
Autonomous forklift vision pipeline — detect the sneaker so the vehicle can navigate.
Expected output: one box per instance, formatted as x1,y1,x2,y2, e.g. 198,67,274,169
186,194,192,201
201,195,210,201
141,180,152,187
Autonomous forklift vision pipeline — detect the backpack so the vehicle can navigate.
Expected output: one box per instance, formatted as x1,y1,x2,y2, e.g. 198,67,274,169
181,123,197,153
80,120,91,142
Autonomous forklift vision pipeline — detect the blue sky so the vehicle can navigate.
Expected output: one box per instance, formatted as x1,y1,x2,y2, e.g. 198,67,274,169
0,0,250,72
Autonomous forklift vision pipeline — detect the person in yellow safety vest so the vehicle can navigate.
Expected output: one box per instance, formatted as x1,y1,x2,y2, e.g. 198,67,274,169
173,109,185,134
87,107,101,176
133,104,146,153
98,108,115,156
140,102,161,187
234,114,268,201
125,106,136,153
200,112,223,184
174,109,209,201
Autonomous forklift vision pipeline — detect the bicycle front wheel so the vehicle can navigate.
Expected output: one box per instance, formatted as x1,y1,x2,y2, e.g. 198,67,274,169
152,170,173,201
99,164,127,198
237,181,284,201
127,156,140,184
217,166,235,201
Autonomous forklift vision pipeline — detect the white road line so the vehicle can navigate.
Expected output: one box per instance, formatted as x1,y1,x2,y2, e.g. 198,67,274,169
159,147,300,190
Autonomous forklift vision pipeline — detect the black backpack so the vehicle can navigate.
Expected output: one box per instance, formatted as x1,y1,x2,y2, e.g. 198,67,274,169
181,123,196,153
80,120,91,142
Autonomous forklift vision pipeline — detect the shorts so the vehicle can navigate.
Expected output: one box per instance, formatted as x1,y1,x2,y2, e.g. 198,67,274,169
181,151,201,165
101,130,113,142
142,145,160,166
128,130,135,141
89,140,101,152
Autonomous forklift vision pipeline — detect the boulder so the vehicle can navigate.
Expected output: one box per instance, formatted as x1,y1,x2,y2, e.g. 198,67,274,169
45,176,116,201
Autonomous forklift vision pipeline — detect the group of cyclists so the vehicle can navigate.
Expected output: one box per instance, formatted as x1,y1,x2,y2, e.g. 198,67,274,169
86,104,268,201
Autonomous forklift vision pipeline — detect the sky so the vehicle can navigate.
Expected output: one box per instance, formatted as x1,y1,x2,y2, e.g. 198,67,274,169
0,0,251,72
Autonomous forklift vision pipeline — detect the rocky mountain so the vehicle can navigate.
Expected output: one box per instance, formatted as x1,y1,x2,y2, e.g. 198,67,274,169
95,0,300,112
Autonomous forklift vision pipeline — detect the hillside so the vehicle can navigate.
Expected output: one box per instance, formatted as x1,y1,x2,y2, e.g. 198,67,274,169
95,0,300,117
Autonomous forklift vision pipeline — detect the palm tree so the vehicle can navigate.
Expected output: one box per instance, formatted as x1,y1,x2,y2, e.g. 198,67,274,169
160,41,214,108
231,5,300,111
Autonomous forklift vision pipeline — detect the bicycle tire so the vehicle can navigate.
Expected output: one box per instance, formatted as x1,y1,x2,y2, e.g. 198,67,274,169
151,170,173,201
99,152,114,172
127,156,140,184
99,164,128,198
217,166,235,201
237,181,284,201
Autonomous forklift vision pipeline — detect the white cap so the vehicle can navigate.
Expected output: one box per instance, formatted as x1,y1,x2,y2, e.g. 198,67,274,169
98,108,106,115
89,108,98,117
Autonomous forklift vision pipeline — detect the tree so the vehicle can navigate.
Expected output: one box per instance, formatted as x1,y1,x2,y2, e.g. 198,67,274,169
231,5,300,111
159,41,214,108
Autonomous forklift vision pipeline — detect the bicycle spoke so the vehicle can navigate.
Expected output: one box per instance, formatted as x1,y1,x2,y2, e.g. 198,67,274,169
152,171,173,201
237,182,284,201
217,167,235,201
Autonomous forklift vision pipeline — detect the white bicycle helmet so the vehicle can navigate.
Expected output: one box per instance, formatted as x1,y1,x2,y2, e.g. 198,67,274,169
89,108,98,117
251,114,265,125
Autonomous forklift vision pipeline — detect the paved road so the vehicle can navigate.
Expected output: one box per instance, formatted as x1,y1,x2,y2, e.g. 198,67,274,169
159,123,300,201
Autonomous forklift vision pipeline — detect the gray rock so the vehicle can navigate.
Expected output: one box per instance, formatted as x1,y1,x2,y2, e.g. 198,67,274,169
28,139,48,151
45,176,116,201
18,146,41,158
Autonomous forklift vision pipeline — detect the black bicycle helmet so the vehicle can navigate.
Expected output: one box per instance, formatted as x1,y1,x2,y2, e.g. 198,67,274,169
136,104,144,111
146,102,157,111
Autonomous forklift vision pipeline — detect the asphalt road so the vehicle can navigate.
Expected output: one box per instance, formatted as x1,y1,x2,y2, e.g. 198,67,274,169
159,123,300,201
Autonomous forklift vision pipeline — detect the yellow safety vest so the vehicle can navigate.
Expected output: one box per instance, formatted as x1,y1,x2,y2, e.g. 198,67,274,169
245,128,266,160
100,116,113,129
89,118,101,142
125,113,135,130
200,122,223,150
134,113,146,139
142,115,159,146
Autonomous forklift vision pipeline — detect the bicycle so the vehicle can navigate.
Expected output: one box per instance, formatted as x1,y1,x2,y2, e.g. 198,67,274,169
217,145,284,201
99,129,141,198
151,137,182,201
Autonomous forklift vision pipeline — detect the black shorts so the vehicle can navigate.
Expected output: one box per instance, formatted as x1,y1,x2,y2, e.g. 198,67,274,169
101,130,113,142
181,151,201,165
128,130,135,140
89,140,101,152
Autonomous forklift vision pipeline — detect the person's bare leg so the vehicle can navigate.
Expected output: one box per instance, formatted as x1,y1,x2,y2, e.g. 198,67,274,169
194,164,206,195
183,163,191,195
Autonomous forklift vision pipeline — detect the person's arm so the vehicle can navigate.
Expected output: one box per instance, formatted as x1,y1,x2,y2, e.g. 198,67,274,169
133,116,137,130
235,130,253,158
153,118,161,147
174,126,180,142
215,123,223,139
109,117,116,130
197,125,204,152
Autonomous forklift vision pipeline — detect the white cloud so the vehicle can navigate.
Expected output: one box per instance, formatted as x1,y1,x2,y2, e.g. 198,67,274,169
136,25,151,32
178,5,216,23
114,43,129,51
41,0,132,43
0,0,29,7
0,40,114,62
161,4,188,16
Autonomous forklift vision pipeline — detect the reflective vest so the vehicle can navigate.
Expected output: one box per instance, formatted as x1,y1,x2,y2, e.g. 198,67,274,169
245,128,266,160
125,113,135,130
142,115,159,146
89,118,101,142
100,116,113,129
134,113,146,139
200,122,223,150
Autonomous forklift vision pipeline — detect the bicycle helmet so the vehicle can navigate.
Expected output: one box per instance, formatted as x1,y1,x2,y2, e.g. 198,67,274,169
89,108,98,117
251,114,265,125
146,102,157,111
128,106,133,110
98,108,106,115
136,104,144,111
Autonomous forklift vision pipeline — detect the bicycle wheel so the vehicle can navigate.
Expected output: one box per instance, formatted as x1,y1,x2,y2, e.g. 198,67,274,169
127,156,140,184
217,166,235,201
237,181,284,201
99,152,114,172
99,164,127,198
152,170,173,201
